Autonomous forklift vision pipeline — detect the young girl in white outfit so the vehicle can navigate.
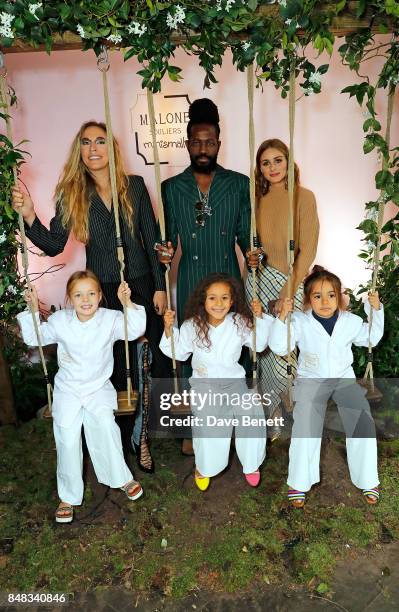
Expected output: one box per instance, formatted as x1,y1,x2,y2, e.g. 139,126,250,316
160,273,273,491
268,267,384,507
17,270,147,523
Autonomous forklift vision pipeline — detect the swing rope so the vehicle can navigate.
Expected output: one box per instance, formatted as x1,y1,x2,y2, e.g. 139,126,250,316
98,47,132,406
146,86,179,393
286,59,296,408
0,57,53,413
363,84,395,387
246,64,257,380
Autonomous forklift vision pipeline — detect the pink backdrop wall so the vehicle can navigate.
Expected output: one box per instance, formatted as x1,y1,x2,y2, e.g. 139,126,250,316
5,40,398,310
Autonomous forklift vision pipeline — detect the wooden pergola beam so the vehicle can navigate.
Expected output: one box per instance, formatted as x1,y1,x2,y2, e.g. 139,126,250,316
4,2,395,54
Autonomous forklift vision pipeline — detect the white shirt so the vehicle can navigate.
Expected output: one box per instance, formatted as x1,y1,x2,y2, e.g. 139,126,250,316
17,306,146,398
160,312,273,378
268,303,384,378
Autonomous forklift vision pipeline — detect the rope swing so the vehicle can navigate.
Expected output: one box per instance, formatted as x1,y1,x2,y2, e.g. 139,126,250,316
285,59,297,409
363,84,395,389
246,63,258,381
146,86,179,394
0,53,53,414
97,46,134,410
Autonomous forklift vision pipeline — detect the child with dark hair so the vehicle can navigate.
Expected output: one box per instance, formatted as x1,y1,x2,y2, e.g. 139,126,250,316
269,266,384,507
161,273,273,490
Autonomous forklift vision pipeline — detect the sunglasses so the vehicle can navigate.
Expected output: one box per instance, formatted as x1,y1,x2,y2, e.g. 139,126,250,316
194,201,212,227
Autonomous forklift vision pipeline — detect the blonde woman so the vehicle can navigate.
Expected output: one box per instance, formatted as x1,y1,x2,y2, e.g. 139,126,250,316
12,121,170,471
246,139,319,432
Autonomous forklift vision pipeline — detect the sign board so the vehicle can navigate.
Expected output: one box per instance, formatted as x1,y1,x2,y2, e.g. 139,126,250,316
130,93,191,167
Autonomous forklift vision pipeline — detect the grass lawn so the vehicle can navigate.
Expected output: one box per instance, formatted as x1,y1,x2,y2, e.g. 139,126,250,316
0,419,398,600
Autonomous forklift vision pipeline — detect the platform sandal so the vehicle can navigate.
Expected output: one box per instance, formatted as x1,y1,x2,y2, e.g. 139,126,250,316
362,487,379,505
288,489,306,508
121,480,143,501
55,503,73,524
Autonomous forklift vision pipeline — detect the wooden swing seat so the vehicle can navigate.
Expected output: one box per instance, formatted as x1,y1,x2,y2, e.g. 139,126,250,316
41,389,139,419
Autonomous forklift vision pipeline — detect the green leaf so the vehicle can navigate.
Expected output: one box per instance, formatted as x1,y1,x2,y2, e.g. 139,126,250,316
247,0,258,11
363,137,375,154
316,583,330,595
356,0,367,17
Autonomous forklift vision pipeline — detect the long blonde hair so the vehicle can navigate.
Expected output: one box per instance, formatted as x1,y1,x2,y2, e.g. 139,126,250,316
54,121,131,244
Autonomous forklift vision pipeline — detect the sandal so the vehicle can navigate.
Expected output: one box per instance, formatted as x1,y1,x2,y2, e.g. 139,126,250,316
288,489,306,508
120,480,143,501
245,471,261,487
55,503,73,524
194,469,210,491
362,487,379,505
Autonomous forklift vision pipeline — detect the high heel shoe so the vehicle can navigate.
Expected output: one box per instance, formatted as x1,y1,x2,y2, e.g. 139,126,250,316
133,440,154,474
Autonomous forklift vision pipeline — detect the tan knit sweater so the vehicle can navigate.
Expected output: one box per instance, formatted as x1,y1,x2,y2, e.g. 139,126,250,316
256,185,319,299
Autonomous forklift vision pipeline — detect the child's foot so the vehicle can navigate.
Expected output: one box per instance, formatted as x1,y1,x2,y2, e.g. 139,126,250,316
362,487,379,505
120,480,143,501
194,469,210,491
288,488,306,508
55,502,73,524
244,471,260,487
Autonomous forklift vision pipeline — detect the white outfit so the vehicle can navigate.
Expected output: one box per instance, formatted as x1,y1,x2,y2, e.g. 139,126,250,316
160,313,272,477
268,303,384,491
17,306,146,505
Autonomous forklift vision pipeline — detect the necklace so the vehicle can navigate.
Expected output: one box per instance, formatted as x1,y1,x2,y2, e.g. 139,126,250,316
194,175,214,227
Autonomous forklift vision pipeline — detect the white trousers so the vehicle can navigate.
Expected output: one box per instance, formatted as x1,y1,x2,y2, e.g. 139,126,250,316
288,379,379,492
190,379,266,478
53,402,133,506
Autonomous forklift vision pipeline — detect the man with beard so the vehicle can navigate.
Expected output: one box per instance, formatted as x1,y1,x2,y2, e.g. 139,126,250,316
158,98,251,327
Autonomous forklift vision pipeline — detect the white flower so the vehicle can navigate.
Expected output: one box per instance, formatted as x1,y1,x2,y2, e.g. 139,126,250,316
309,70,322,85
127,21,147,37
285,18,292,25
389,74,399,86
77,24,86,39
0,232,6,244
242,41,251,51
362,110,372,119
28,3,42,20
302,87,314,96
7,285,17,295
107,33,122,44
166,4,186,30
226,0,236,11
366,240,376,251
278,0,287,6
0,12,15,38
216,0,222,11
366,208,378,220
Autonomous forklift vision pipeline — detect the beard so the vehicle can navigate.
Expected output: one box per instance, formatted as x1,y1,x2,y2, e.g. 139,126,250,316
189,153,218,174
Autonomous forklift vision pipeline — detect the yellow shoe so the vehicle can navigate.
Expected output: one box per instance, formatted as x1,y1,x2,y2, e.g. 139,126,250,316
194,471,210,491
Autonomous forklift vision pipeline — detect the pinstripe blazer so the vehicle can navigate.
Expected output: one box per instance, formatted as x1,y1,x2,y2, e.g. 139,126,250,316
161,164,251,320
25,175,165,290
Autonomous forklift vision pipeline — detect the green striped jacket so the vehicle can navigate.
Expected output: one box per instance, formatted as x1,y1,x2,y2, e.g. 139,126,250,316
161,164,251,321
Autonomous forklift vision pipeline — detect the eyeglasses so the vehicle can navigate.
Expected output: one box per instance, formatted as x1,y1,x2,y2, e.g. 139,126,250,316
195,201,212,227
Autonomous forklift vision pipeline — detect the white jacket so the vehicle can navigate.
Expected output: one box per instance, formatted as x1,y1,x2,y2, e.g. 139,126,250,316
160,312,273,378
17,307,146,424
268,303,384,378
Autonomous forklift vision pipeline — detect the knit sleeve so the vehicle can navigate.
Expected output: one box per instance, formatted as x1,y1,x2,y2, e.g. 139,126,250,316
280,188,319,299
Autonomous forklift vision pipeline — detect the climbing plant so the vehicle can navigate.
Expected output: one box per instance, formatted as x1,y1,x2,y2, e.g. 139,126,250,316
0,0,398,394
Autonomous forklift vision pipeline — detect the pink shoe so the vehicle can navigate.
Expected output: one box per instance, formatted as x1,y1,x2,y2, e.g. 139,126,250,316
245,471,260,487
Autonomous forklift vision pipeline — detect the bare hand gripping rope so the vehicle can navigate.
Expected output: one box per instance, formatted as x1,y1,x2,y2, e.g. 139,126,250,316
0,53,53,413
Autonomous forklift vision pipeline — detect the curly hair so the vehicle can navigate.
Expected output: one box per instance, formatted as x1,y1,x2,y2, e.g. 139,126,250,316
184,273,253,349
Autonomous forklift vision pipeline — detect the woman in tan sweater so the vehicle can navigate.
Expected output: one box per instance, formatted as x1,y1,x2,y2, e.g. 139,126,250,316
246,139,319,431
